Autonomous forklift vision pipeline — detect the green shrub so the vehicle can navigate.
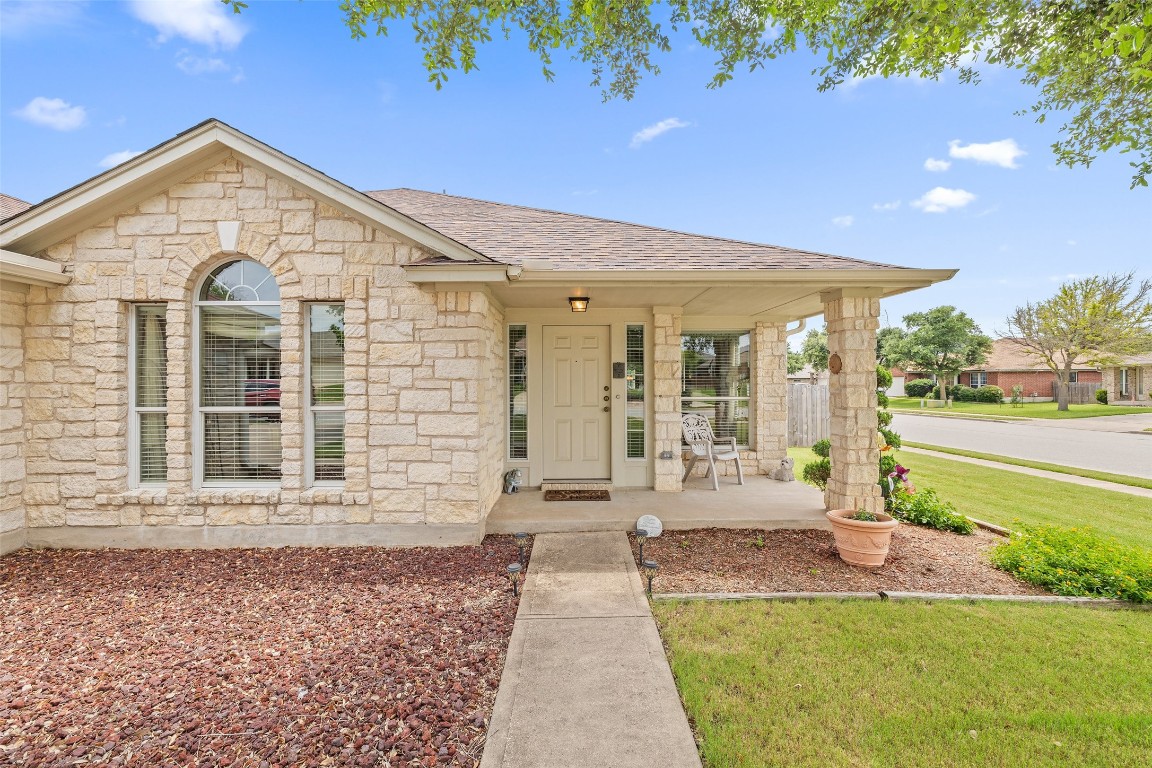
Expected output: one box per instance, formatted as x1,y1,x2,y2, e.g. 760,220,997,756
887,487,975,534
1096,388,1109,405
975,385,1004,403
811,439,830,458
876,365,893,390
876,391,890,409
949,384,976,402
904,378,934,397
879,427,901,450
802,457,831,490
879,454,897,482
990,525,1152,603
877,410,893,428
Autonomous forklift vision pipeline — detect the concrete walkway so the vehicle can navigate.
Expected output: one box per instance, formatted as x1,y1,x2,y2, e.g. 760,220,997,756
480,532,701,768
903,446,1152,498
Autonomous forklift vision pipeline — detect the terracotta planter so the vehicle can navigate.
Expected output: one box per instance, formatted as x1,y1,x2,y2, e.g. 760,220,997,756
826,509,899,569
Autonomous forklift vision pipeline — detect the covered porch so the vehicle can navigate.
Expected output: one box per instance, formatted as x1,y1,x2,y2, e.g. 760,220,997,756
485,474,828,534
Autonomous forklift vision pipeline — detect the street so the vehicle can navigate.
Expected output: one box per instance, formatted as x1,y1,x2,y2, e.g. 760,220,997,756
891,413,1152,479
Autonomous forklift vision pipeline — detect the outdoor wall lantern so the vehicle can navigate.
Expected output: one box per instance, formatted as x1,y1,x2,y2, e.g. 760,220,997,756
514,532,530,567
642,560,659,597
633,528,649,562
568,296,590,312
507,563,523,597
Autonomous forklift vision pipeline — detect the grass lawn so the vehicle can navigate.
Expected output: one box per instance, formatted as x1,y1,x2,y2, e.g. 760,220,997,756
892,450,1152,550
888,397,1152,419
654,600,1152,768
904,442,1152,491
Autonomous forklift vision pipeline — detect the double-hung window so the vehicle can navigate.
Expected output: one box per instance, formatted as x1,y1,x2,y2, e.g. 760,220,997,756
308,304,345,484
131,305,168,486
681,331,751,447
970,371,988,387
197,260,282,484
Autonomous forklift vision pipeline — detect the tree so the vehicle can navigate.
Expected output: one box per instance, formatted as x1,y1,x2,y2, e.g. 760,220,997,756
1004,272,1152,410
876,326,907,367
225,1,1152,187
886,307,992,400
786,350,805,375
799,327,829,380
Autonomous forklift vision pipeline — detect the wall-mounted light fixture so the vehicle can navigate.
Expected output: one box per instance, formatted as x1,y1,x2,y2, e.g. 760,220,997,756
568,296,590,313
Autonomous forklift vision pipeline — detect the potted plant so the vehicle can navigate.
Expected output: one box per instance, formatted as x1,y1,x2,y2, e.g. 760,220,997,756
826,508,899,568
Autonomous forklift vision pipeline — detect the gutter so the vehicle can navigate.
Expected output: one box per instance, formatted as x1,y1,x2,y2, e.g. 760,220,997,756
0,249,70,286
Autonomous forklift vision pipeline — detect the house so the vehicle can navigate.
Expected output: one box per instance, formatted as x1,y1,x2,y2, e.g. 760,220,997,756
786,365,829,386
1101,354,1152,404
903,339,1101,400
0,119,955,554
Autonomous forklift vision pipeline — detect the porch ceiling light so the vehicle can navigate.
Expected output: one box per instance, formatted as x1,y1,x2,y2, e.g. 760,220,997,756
568,296,590,312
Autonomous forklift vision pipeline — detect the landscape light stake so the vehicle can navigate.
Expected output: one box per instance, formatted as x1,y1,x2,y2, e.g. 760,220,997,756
506,563,523,597
642,560,659,597
514,532,530,567
633,528,648,562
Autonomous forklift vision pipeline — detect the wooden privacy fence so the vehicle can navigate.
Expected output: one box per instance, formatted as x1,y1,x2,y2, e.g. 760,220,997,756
787,383,829,447
1053,381,1100,404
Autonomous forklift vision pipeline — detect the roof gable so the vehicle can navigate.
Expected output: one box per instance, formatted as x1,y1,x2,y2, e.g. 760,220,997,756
0,120,489,263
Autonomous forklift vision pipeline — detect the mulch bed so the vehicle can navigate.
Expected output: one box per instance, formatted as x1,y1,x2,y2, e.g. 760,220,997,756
0,538,523,767
542,490,611,502
631,526,1047,596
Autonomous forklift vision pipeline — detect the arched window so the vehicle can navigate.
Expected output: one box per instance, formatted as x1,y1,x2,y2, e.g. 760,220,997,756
196,260,282,484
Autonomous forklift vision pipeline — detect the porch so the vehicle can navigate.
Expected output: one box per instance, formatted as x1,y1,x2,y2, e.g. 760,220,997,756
484,475,828,534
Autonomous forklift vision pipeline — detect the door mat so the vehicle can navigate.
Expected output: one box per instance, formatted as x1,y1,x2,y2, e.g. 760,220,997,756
543,490,611,502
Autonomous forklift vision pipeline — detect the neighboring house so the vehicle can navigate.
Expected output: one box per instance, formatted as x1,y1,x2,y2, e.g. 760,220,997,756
786,365,829,385
904,339,1101,400
885,366,907,398
0,119,955,554
1101,354,1152,404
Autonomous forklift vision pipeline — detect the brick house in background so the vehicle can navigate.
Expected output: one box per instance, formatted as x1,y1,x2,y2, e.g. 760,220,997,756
905,338,1101,400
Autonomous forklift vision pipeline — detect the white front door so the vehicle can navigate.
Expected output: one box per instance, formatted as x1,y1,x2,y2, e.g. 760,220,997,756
542,325,611,479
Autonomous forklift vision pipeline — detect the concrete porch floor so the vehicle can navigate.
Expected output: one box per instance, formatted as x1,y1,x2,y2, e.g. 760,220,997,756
485,475,829,534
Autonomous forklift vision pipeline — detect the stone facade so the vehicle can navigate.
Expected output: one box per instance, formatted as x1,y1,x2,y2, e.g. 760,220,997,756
822,291,883,515
753,321,788,473
652,308,683,492
13,155,505,548
0,282,27,554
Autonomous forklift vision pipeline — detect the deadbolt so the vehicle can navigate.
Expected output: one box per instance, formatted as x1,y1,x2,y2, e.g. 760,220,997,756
603,395,610,402
603,385,609,392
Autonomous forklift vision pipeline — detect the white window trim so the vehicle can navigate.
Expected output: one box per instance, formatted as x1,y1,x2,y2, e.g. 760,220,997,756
193,280,283,489
306,303,346,487
128,304,167,489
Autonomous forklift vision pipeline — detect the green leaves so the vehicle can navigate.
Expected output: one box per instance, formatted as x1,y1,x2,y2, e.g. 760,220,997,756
885,305,992,384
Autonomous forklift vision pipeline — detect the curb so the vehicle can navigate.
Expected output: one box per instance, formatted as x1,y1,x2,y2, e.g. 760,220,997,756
889,410,1032,423
654,591,1148,610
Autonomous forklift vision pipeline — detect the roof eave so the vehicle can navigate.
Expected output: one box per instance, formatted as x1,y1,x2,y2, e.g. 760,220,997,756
0,249,71,286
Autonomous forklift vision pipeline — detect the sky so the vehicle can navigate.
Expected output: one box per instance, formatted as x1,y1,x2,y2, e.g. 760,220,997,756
2,0,1149,344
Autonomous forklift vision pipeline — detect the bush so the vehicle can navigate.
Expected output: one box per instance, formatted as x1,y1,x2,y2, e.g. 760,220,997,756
975,385,1004,403
990,525,1152,603
904,378,934,397
876,391,890,409
1096,388,1109,405
877,410,893,428
801,457,831,490
949,384,976,402
886,487,975,534
876,365,893,390
811,439,830,458
879,427,901,450
878,454,897,483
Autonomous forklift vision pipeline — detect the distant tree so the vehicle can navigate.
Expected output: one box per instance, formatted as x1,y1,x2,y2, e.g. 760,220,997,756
799,328,829,378
876,326,907,367
787,350,806,375
225,1,1152,186
886,307,992,400
1004,272,1152,410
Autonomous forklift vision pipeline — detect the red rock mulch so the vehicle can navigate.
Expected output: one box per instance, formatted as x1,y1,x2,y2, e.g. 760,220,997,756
632,526,1047,596
0,539,523,767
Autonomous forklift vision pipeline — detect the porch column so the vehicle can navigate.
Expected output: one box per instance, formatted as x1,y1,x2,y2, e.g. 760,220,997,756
754,321,788,473
653,307,683,492
821,290,883,514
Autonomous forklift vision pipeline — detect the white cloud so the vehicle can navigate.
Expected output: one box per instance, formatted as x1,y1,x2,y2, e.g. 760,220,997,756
0,1,85,37
14,97,87,130
1049,273,1085,282
98,150,143,169
872,200,901,212
923,157,951,172
948,138,1025,169
1067,239,1077,247
175,51,229,75
911,187,976,213
128,0,246,49
630,118,690,148
831,215,854,228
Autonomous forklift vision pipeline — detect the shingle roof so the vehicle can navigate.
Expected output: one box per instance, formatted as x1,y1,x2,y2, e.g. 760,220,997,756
367,188,903,271
979,339,1096,371
0,193,32,221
